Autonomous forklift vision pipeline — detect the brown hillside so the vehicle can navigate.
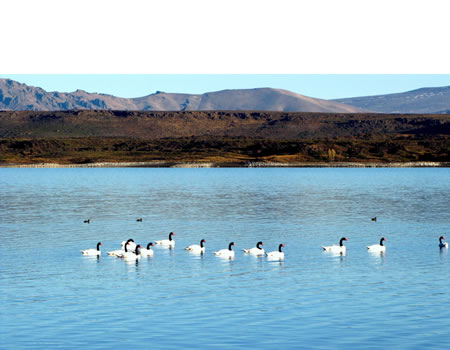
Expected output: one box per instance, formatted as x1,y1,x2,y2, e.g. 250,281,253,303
1,111,449,165
1,110,450,139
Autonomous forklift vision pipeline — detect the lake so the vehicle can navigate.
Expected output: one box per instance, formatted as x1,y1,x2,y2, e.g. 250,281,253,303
1,168,449,349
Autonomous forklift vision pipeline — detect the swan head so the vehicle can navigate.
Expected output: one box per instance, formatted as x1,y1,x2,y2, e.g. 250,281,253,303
135,245,142,255
169,232,175,241
278,243,285,252
256,241,264,249
380,237,386,246
228,242,235,251
96,242,102,250
439,236,446,243
339,237,348,246
147,242,154,249
200,239,206,248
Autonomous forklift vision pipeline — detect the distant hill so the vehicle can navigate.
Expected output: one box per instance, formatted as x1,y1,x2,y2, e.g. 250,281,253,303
0,79,364,113
195,88,362,113
334,86,450,114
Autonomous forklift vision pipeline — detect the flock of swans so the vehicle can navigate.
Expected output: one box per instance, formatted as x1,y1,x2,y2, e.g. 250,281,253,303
80,233,286,260
81,233,449,260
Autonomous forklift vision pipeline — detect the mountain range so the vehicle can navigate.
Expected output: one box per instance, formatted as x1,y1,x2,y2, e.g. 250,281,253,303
0,79,363,113
334,86,450,114
1,78,449,113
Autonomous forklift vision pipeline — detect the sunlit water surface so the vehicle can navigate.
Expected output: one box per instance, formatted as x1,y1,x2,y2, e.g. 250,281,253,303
1,168,449,349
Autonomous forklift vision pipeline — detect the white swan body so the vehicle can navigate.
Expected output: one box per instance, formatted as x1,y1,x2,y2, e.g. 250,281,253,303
185,239,205,254
81,242,102,256
322,245,346,254
140,243,154,257
367,245,385,253
322,237,348,254
439,236,448,248
154,232,175,247
214,242,235,258
107,249,123,256
243,241,265,256
367,238,386,253
266,244,285,260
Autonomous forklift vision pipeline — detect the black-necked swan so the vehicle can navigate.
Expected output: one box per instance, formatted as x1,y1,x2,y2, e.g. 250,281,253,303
439,236,448,249
155,232,175,247
140,242,154,257
214,242,235,258
185,239,206,254
119,244,142,260
243,241,265,256
266,244,285,260
116,240,133,258
84,219,90,224
81,242,102,255
108,239,134,256
120,238,136,251
367,237,386,253
322,237,348,254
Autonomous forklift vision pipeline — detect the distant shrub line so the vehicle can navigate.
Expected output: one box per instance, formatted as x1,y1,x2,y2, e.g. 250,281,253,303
1,135,449,164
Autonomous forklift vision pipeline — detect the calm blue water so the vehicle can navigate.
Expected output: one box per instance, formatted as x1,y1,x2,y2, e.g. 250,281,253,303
1,168,449,349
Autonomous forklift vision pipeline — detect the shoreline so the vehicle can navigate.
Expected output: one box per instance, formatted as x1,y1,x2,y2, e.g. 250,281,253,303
1,161,449,168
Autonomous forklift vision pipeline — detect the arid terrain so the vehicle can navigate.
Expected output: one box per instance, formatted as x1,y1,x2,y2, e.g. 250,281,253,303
1,110,449,165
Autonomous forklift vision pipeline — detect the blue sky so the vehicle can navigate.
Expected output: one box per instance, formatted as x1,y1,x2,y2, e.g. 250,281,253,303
2,74,450,100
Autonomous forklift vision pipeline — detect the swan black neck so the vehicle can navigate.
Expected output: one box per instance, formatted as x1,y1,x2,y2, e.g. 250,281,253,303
380,238,385,246
147,242,154,249
228,242,234,251
278,244,284,252
169,232,174,241
135,245,141,255
96,242,102,251
256,241,264,249
200,239,205,248
339,238,347,246
439,236,445,243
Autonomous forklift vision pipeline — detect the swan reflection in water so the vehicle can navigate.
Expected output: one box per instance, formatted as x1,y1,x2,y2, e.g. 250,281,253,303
368,250,386,266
